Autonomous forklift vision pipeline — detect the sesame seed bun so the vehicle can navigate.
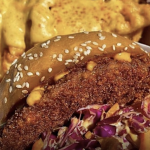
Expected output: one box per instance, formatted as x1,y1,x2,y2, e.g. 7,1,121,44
0,31,148,125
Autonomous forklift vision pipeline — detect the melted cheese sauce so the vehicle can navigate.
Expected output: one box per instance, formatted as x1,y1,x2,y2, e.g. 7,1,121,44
0,0,150,77
0,0,150,50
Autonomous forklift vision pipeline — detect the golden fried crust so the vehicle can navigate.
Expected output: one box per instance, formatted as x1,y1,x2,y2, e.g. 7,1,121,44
0,31,148,125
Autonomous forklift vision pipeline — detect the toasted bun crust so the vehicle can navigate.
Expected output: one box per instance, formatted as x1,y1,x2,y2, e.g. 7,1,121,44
0,31,148,124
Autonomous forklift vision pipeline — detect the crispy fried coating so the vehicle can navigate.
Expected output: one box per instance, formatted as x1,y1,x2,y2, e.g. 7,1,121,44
1,55,150,149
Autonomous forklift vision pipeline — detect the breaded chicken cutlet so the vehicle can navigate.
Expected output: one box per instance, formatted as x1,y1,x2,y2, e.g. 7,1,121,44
1,55,150,149
0,31,150,149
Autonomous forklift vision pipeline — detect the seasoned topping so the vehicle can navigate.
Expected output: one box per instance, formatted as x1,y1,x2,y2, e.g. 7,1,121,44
114,52,131,62
86,61,97,71
54,72,69,82
26,86,44,106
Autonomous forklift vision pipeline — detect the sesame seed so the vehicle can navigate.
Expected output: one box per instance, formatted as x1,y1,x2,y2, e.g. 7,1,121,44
80,56,84,60
74,46,78,51
48,68,52,73
112,33,117,37
59,54,63,58
98,33,102,37
23,55,26,59
54,38,60,42
17,67,22,71
119,53,122,55
66,59,73,63
36,72,40,76
21,52,26,57
26,82,29,88
22,90,28,94
132,42,136,46
98,47,104,51
86,46,92,50
81,43,87,46
79,48,83,52
22,82,26,88
16,75,20,82
57,57,62,61
6,79,11,82
17,64,22,71
16,85,22,88
27,72,33,76
41,43,47,47
83,31,89,34
53,54,57,59
6,70,9,74
15,64,18,68
45,45,49,48
64,49,69,54
4,97,7,103
99,36,105,40
27,53,32,57
85,41,91,44
129,44,135,49
34,53,38,58
86,49,91,55
41,76,45,82
102,44,106,49
46,40,50,45
75,52,80,57
117,43,122,46
39,52,43,57
84,51,87,56
11,59,18,65
9,86,12,93
13,77,17,82
73,55,78,59
68,36,74,39
29,56,34,60
124,47,128,51
20,72,23,78
24,66,28,71
92,42,98,46
57,36,61,39
113,45,116,51
16,72,20,77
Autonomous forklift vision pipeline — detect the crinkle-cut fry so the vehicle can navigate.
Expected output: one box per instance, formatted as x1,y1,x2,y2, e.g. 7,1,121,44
2,47,24,74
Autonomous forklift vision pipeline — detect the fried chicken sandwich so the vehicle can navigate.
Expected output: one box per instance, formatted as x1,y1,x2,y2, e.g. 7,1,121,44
0,31,150,150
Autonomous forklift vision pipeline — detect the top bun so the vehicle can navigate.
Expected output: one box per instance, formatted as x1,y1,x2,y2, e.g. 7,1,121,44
0,31,148,124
